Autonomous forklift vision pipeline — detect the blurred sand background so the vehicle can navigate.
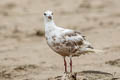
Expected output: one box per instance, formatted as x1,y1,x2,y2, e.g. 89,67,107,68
0,0,120,80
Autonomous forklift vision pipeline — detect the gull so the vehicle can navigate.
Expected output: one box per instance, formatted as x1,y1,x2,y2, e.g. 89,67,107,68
43,10,102,73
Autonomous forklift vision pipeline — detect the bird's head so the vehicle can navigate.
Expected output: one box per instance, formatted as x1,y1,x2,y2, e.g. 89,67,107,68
43,10,53,22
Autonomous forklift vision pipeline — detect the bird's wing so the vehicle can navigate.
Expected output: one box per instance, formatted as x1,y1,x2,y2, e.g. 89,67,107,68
59,30,86,53
61,30,85,45
60,29,96,56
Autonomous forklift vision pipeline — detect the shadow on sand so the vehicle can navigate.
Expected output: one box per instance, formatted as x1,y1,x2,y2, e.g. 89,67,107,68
48,70,119,80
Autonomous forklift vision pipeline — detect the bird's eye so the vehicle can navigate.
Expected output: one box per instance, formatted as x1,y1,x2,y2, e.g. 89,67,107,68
44,13,46,16
52,13,53,15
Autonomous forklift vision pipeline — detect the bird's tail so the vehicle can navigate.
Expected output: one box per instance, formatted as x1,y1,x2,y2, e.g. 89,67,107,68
73,48,104,57
84,48,104,53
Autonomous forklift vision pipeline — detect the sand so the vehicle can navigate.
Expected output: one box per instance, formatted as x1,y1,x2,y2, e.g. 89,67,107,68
0,0,120,80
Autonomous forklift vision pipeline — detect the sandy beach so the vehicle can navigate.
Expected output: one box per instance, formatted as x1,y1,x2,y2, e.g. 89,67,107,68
0,0,120,80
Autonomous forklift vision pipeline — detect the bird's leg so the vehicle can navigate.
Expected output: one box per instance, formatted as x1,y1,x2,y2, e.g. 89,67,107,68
64,57,67,73
70,56,72,73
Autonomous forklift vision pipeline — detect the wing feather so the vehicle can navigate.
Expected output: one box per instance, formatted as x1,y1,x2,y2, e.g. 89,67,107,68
60,30,85,53
60,29,94,54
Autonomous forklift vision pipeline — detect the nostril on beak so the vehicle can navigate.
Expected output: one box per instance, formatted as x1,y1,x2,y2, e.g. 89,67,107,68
48,16,52,19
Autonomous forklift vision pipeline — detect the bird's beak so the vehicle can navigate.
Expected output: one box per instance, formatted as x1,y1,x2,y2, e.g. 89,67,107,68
48,16,52,20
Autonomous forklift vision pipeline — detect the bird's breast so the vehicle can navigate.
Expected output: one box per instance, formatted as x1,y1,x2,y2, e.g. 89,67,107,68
45,35,79,56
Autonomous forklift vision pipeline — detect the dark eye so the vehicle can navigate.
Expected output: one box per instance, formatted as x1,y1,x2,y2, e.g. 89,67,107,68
52,13,53,15
44,13,46,16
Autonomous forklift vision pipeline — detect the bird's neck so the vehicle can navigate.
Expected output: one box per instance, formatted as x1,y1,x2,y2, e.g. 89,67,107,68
44,20,57,33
